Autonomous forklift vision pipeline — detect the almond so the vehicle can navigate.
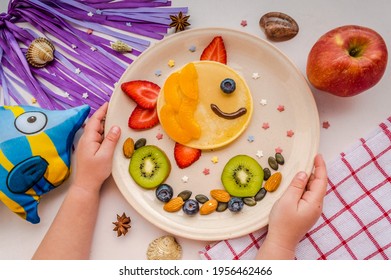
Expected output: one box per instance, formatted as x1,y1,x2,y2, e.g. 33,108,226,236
200,199,218,215
122,137,135,158
210,189,231,202
163,197,184,212
264,172,282,192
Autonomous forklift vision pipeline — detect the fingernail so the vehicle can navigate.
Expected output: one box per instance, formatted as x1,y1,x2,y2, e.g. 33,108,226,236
111,126,120,135
297,171,308,181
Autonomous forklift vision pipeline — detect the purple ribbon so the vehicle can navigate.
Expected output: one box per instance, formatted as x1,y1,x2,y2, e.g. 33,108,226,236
0,0,188,114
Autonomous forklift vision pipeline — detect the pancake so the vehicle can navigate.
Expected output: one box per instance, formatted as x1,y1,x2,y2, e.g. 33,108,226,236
157,61,253,149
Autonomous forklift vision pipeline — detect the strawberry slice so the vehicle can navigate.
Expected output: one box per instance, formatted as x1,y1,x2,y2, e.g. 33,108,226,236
200,36,227,64
128,105,159,130
174,142,202,169
121,80,160,109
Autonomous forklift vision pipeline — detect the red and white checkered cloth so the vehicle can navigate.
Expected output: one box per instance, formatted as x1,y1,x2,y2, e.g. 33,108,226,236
199,117,391,260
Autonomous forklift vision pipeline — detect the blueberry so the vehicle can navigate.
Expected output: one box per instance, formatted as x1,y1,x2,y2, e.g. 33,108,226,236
228,197,244,212
182,199,199,215
220,78,236,94
155,184,173,202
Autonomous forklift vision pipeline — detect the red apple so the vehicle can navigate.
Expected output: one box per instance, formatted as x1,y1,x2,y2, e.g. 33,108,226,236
306,25,388,97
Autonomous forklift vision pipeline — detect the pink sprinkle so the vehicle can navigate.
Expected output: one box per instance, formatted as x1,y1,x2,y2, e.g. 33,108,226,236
277,105,285,112
203,168,210,175
287,130,294,137
262,122,270,130
275,147,283,153
322,121,330,129
241,20,247,27
86,28,93,34
156,133,163,140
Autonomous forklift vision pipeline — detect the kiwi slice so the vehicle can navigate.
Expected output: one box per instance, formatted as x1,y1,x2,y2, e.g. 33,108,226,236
129,145,171,189
221,155,264,197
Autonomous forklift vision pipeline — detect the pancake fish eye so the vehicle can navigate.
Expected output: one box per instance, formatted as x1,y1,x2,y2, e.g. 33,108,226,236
220,78,236,94
14,111,48,134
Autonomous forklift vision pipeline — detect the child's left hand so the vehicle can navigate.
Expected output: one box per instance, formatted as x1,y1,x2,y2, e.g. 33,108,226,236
73,102,121,193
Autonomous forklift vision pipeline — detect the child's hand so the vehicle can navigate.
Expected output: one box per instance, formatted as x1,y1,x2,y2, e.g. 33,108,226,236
257,154,327,259
73,103,121,193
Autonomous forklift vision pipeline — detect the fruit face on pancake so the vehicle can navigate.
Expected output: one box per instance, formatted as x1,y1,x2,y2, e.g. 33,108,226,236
157,61,253,150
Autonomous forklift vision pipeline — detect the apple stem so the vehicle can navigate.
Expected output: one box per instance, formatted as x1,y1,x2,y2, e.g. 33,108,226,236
349,47,361,57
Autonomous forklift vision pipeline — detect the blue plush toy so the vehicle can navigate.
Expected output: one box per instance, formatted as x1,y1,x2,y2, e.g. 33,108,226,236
0,105,90,224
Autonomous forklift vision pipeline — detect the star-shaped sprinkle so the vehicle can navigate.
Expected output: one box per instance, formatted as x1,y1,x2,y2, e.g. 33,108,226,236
203,168,210,175
96,9,102,15
86,29,93,35
126,22,132,27
211,156,219,164
277,105,285,112
181,175,189,183
168,59,175,67
154,69,162,77
82,92,89,99
247,135,255,142
287,130,294,137
90,46,97,51
75,68,81,74
71,44,77,49
322,121,330,129
275,147,283,154
31,97,37,104
260,99,267,106
63,92,70,98
87,11,93,17
256,150,264,158
252,72,260,79
169,11,190,32
156,133,163,140
241,20,248,27
262,122,270,130
188,45,196,52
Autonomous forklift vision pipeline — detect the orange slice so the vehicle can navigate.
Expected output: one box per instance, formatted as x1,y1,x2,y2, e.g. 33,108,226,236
159,104,192,144
177,98,201,139
163,72,182,111
178,62,198,100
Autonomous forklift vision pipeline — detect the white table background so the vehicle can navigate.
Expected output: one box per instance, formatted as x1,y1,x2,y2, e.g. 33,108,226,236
0,0,390,259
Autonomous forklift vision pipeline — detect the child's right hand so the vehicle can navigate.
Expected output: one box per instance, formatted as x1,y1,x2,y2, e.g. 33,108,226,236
257,154,327,259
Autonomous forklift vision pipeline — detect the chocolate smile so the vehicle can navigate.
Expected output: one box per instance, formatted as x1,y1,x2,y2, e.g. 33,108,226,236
210,103,247,120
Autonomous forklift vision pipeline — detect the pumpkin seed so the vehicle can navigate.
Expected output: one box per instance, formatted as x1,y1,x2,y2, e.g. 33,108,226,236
216,202,228,212
275,153,285,165
263,167,271,181
134,138,147,150
243,197,257,206
254,188,267,201
177,190,192,201
268,156,278,170
195,194,209,204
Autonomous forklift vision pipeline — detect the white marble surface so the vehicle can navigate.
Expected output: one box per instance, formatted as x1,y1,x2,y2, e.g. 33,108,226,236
0,0,390,259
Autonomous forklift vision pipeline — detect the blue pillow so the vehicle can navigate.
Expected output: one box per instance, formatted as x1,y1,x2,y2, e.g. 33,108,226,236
0,105,90,223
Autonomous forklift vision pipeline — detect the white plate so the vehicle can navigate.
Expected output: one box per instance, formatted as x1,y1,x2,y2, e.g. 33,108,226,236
106,28,319,241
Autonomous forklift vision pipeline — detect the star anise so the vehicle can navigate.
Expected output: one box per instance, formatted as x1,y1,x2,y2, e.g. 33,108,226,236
169,11,190,32
113,212,131,237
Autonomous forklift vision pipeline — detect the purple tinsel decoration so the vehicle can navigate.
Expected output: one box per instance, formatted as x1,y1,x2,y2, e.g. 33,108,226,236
0,0,188,114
